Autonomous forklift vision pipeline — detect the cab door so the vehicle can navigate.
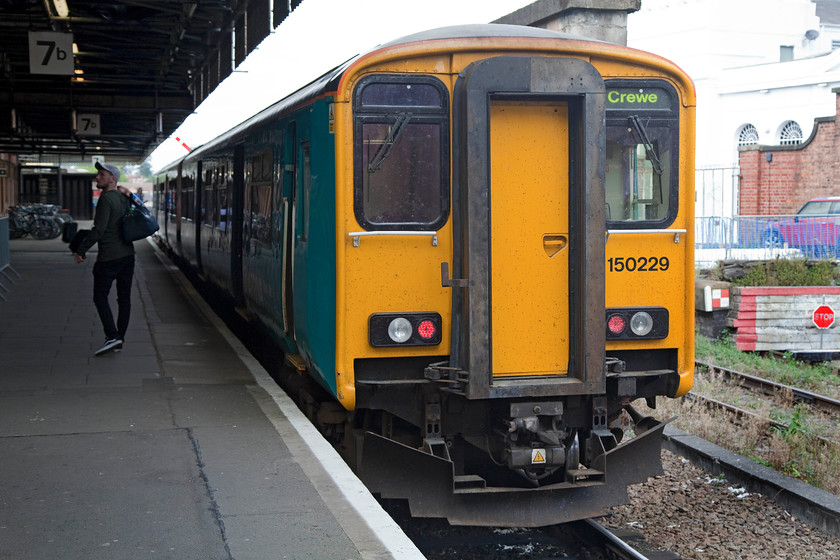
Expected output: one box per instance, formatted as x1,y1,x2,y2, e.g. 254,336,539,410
451,56,606,399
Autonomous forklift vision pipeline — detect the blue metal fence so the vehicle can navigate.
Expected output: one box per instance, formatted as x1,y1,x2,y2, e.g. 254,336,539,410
695,215,840,268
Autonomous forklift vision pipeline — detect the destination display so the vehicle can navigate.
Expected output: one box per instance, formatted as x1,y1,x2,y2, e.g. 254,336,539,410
606,87,672,110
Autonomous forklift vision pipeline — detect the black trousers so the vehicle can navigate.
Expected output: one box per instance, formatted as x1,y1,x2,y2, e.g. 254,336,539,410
92,255,135,341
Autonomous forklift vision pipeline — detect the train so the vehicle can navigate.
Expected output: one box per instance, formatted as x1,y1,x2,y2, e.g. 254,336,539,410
154,24,695,527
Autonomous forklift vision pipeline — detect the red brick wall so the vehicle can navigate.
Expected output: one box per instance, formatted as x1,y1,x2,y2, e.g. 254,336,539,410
738,91,840,216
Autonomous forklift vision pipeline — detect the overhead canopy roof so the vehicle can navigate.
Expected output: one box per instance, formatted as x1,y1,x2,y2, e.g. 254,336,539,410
0,0,303,162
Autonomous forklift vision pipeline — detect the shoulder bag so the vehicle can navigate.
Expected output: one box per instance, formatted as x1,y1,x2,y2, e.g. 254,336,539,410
121,193,159,242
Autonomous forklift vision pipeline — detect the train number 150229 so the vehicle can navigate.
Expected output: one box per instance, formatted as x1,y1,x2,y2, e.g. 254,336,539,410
608,256,669,272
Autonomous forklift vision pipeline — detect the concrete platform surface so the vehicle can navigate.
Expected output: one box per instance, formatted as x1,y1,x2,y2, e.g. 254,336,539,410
0,232,423,560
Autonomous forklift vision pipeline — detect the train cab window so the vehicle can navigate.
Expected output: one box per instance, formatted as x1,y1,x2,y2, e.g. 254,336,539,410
604,81,679,227
353,75,450,231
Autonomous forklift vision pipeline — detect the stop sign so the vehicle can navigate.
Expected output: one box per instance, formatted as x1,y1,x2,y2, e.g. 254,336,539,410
813,305,836,329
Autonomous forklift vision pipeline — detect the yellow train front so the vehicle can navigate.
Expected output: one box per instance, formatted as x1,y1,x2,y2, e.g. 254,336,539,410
330,25,695,526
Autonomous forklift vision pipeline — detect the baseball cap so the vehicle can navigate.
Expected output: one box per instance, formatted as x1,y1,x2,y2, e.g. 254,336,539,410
95,161,121,182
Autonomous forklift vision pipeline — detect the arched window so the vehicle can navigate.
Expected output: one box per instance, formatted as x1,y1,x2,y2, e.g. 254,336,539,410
737,124,759,146
779,121,803,145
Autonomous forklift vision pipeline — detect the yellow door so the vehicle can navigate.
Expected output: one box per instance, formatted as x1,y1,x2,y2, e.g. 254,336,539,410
490,100,570,377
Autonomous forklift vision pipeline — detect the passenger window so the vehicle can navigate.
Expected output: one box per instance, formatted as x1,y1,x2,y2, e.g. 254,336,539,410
217,166,228,232
249,149,274,243
182,174,194,221
353,76,450,231
605,82,679,226
204,169,214,226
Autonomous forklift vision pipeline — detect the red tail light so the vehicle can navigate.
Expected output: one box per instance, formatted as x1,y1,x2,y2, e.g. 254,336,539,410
608,314,626,335
417,319,437,340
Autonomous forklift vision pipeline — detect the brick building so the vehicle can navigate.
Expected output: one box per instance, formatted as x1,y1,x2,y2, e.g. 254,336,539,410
738,88,840,216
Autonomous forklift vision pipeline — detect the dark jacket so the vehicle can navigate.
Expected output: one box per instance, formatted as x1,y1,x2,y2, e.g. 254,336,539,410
77,189,135,261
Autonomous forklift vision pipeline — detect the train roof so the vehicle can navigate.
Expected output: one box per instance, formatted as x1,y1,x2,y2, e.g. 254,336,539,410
378,23,605,48
174,24,667,168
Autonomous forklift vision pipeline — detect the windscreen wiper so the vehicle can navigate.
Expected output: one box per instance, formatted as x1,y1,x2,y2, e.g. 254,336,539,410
368,112,412,173
629,115,663,175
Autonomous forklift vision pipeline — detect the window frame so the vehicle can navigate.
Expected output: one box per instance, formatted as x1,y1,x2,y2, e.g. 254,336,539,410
352,74,450,231
738,123,759,146
604,78,681,229
779,120,803,146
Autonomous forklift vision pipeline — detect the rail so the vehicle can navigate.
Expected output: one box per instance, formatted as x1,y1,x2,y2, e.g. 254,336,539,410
607,228,686,243
348,230,438,247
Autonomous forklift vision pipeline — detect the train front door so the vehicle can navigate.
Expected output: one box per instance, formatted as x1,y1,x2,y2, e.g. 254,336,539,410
489,100,570,377
451,56,607,399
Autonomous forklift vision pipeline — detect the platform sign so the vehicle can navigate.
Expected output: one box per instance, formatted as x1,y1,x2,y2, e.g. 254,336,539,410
813,305,835,329
76,113,100,136
28,32,74,75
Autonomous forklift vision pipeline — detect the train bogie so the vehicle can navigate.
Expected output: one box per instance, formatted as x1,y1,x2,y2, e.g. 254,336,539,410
154,24,695,527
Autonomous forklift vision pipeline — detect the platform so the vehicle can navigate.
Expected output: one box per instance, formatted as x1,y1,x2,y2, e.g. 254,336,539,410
0,229,423,560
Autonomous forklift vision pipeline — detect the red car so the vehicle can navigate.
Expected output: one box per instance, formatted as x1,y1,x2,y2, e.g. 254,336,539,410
763,196,840,256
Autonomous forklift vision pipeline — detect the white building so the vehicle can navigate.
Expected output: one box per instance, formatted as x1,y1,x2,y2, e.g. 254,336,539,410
628,0,840,216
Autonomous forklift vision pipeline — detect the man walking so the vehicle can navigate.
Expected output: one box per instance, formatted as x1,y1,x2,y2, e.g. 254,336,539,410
74,162,135,356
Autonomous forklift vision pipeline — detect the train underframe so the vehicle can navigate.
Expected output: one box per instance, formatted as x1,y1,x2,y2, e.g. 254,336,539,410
304,356,680,527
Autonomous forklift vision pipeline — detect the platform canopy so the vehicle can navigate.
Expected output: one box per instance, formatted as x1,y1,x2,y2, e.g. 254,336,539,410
0,0,303,161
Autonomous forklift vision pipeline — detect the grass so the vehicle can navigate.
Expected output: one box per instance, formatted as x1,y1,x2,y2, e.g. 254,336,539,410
637,332,840,494
695,331,840,398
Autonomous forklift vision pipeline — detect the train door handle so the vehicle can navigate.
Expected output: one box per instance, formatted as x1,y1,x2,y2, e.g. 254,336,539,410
543,234,568,257
441,262,468,288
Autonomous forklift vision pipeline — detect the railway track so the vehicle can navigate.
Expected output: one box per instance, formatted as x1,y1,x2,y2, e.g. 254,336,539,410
696,360,840,415
693,360,840,446
396,511,680,560
568,519,681,560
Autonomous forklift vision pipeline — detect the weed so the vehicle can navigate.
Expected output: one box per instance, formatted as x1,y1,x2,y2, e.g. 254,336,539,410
769,405,811,440
730,262,769,286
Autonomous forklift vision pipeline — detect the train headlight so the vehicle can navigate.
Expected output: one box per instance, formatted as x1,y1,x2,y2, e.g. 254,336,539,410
630,312,653,336
369,313,443,347
605,308,668,340
388,318,413,343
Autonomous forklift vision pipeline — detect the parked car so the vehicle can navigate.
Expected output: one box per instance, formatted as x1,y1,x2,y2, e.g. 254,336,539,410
763,196,840,257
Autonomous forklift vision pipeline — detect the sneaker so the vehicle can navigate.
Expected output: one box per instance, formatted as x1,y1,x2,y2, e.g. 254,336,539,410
95,338,123,356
